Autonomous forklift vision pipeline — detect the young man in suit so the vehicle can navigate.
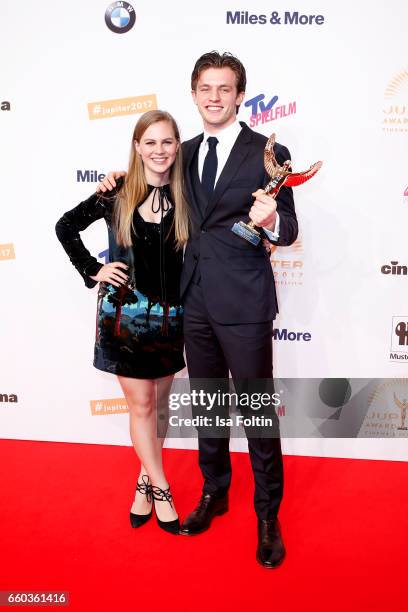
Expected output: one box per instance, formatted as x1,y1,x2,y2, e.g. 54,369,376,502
99,51,298,568
179,52,297,569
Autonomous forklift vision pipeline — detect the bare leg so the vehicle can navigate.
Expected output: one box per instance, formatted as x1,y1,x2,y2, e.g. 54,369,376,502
132,376,172,514
118,374,178,522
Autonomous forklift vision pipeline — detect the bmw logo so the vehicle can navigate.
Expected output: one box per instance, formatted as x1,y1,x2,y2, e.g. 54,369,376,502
105,2,136,34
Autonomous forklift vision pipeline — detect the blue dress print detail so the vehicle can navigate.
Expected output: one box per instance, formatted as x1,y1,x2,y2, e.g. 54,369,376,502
94,281,184,378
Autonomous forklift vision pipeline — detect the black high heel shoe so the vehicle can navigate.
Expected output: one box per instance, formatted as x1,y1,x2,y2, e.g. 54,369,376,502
151,485,180,535
129,475,153,528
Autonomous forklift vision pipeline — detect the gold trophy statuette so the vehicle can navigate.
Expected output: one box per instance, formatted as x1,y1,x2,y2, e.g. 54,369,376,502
231,133,323,246
394,393,408,430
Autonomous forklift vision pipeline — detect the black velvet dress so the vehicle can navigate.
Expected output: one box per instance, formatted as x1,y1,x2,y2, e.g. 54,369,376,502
55,182,185,379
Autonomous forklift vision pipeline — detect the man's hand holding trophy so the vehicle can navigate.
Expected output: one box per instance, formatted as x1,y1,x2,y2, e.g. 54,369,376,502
231,133,323,247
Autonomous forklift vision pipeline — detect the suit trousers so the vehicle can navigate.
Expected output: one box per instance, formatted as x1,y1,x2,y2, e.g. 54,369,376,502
183,273,284,520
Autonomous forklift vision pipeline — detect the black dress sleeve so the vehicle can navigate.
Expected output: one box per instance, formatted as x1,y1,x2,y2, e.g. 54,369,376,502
55,190,116,289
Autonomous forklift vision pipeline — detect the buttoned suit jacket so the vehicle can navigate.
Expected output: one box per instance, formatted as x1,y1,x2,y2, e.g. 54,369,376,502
180,121,298,324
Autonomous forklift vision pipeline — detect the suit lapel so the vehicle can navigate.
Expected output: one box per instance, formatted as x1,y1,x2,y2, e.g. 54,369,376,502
202,123,252,224
184,135,202,199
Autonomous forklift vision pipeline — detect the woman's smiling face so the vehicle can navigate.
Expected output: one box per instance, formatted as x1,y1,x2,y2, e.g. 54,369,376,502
135,120,179,182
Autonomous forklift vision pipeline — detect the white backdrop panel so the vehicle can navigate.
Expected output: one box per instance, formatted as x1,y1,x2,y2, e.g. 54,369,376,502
1,0,407,460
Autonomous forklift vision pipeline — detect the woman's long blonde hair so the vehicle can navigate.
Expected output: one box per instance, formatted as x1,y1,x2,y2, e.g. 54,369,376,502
113,110,189,250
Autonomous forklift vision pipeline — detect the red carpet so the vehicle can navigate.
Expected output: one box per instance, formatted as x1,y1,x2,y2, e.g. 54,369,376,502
0,439,407,611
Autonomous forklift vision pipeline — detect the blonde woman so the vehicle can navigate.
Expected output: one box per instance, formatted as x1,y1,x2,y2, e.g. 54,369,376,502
56,110,189,535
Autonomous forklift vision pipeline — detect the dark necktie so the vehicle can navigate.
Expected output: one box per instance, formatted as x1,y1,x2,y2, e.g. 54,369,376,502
201,136,219,199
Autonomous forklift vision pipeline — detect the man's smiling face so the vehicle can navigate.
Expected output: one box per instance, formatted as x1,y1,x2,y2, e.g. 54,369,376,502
192,66,245,134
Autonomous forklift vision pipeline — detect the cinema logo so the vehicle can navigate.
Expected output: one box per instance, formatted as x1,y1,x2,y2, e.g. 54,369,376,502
1,101,11,111
382,69,408,133
361,379,408,437
0,243,16,261
270,238,303,286
90,398,129,415
381,261,407,276
390,316,408,362
87,94,157,120
245,93,296,128
0,393,18,403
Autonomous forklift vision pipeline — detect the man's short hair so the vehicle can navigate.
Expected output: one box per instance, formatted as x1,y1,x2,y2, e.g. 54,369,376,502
191,51,247,93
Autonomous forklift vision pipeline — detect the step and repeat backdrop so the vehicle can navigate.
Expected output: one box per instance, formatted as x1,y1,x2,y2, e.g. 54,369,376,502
1,0,407,460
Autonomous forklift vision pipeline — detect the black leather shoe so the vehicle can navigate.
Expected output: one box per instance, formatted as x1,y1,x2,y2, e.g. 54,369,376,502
256,518,286,568
179,493,228,535
129,475,153,528
151,485,180,535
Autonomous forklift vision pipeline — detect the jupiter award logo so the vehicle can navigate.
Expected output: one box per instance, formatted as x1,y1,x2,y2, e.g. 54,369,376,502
105,2,136,34
382,68,408,133
270,238,304,286
361,380,408,437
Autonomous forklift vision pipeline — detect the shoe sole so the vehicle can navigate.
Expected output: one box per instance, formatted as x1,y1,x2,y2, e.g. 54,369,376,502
179,507,229,536
255,551,286,569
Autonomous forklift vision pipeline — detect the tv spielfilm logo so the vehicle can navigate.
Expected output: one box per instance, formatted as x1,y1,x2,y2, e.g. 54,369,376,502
390,316,408,361
244,93,296,129
382,68,408,133
105,2,136,34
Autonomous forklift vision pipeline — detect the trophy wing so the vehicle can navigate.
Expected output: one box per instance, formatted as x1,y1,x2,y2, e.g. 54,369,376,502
284,161,323,187
394,392,405,410
264,133,279,176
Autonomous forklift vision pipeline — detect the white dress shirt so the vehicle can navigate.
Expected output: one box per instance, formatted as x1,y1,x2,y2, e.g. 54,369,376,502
197,120,280,240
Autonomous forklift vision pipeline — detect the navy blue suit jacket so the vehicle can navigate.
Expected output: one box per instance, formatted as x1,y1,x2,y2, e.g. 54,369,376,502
180,122,298,324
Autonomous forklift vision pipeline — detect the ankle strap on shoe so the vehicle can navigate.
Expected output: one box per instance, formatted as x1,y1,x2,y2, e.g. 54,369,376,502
136,475,153,503
151,485,174,508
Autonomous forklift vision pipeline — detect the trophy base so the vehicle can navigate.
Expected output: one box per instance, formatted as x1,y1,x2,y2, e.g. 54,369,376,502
231,221,261,246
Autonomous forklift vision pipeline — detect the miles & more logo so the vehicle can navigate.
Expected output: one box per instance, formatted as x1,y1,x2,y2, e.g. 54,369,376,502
226,11,325,26
245,93,296,128
77,170,106,183
273,328,311,341
382,68,408,133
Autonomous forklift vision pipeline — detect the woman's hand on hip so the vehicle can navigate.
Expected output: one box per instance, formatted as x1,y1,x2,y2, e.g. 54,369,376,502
89,262,129,287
